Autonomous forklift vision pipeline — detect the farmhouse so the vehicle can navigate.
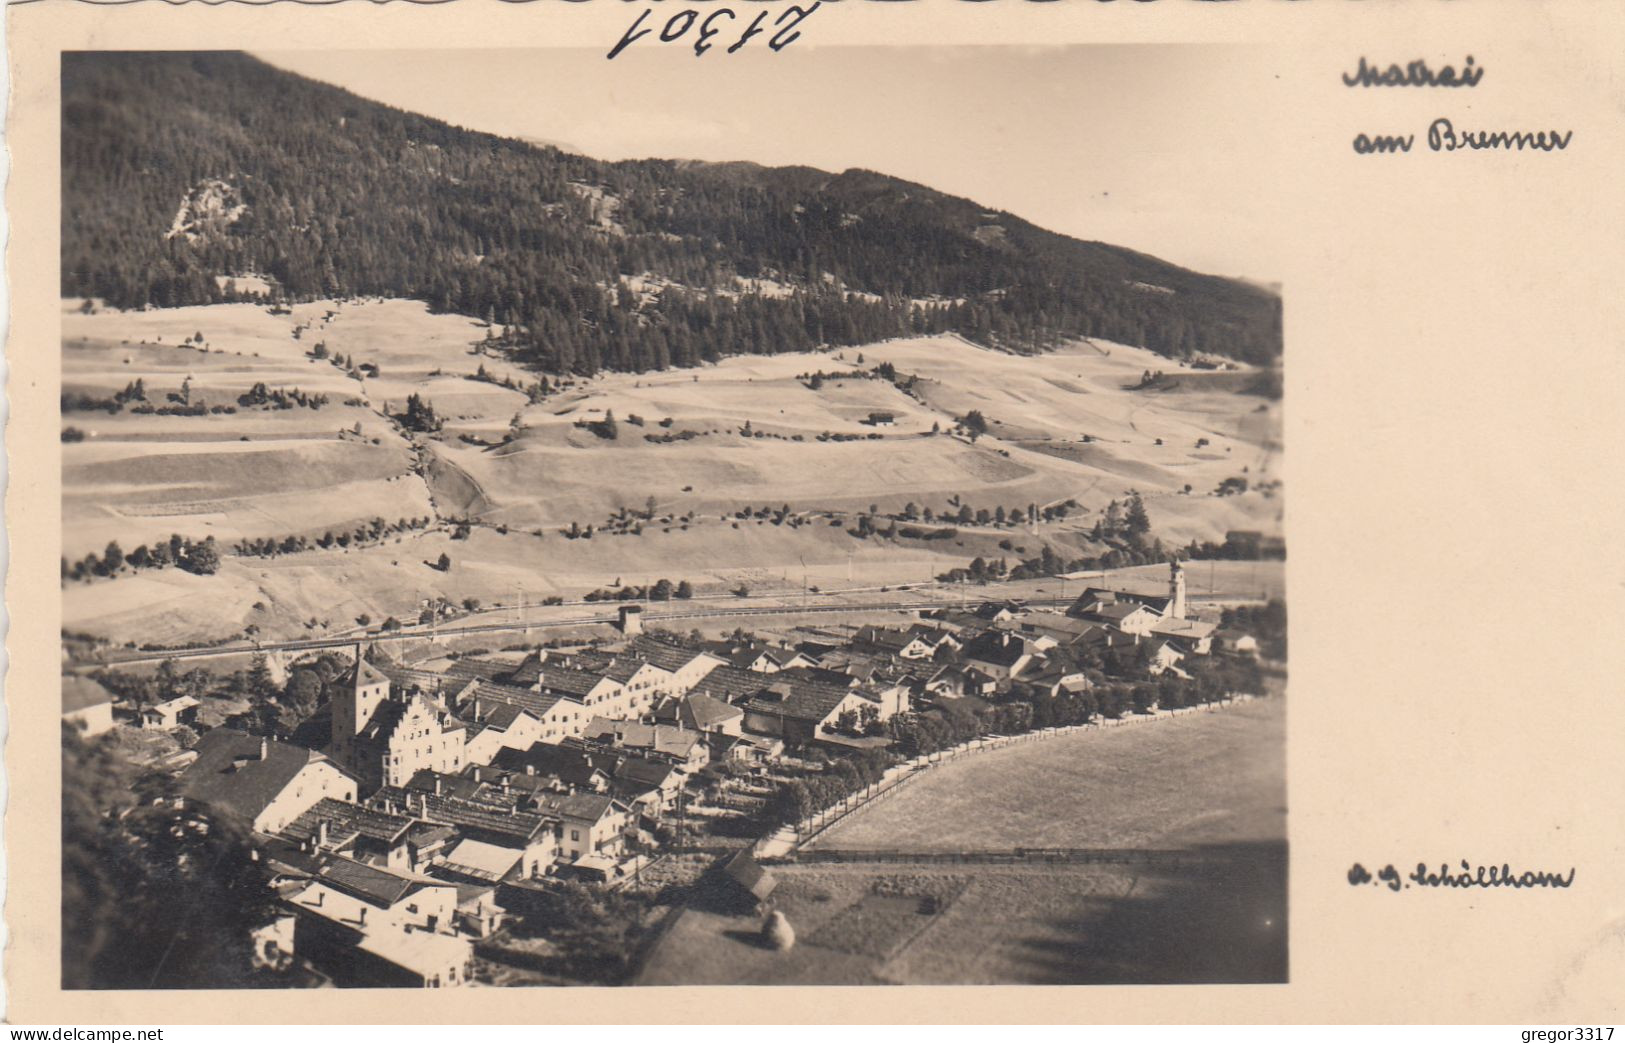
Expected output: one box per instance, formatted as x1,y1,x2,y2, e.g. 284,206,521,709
653,691,744,737
1144,640,1186,677
866,410,896,427
278,797,419,873
450,680,573,742
488,743,614,793
288,856,461,944
853,625,936,661
960,631,1037,681
459,697,546,765
1150,615,1217,654
141,694,200,730
582,718,706,766
742,674,895,744
707,639,815,674
527,790,632,862
371,781,559,879
293,909,472,989
1067,588,1172,621
625,635,726,690
1084,601,1164,637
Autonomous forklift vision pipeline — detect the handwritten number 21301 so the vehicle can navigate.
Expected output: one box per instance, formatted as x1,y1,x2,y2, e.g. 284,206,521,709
609,4,823,60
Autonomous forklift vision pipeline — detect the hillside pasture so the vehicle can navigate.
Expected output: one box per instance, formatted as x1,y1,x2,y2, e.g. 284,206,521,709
640,698,1287,986
61,301,1282,646
63,437,429,560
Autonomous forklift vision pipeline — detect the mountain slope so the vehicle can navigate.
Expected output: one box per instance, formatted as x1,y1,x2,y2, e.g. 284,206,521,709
62,51,1282,374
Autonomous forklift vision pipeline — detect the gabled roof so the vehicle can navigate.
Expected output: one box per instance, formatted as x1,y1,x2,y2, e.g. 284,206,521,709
612,756,678,792
809,652,882,680
281,797,413,847
439,838,522,882
343,656,392,691
179,729,338,825
62,675,115,715
1017,611,1101,638
596,656,664,684
315,856,420,907
625,635,725,675
1151,617,1218,639
529,789,621,824
723,849,777,900
369,785,554,844
744,678,854,724
677,692,743,731
927,608,994,632
1072,587,1172,616
532,666,615,699
582,718,704,759
376,663,450,694
476,700,530,731
961,631,1033,667
406,768,488,802
489,744,608,789
504,651,548,688
1101,602,1157,620
145,694,200,715
441,657,516,685
460,681,564,720
687,664,773,704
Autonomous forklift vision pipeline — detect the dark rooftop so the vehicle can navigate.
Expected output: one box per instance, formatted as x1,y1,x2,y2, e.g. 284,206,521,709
179,730,338,826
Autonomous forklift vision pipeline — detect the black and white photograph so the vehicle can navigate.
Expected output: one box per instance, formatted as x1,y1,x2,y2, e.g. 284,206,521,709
57,47,1286,990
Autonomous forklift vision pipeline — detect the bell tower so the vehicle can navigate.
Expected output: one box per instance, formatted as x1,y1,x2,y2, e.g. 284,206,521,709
1168,559,1187,620
331,644,390,765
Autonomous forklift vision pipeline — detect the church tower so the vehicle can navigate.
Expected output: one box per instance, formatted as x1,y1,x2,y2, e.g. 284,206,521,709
1168,559,1187,620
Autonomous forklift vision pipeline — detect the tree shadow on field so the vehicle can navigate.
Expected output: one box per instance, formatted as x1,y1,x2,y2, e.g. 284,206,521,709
1014,841,1289,985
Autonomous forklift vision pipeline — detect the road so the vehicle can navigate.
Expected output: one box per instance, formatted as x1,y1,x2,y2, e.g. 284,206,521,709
74,567,1272,671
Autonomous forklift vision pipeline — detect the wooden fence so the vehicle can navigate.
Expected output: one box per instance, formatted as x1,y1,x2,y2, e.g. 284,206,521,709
795,845,1280,868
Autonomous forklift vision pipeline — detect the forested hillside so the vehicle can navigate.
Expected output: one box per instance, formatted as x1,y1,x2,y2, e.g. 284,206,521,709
62,52,1282,375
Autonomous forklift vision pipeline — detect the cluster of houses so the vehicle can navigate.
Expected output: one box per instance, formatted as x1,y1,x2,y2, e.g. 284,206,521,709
61,559,1257,987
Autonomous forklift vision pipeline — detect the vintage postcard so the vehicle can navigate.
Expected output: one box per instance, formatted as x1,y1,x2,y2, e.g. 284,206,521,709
5,0,1623,1025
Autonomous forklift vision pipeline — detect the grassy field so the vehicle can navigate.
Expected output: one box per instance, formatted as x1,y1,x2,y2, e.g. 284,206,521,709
638,857,1286,986
62,298,1282,646
812,695,1286,851
637,697,1287,985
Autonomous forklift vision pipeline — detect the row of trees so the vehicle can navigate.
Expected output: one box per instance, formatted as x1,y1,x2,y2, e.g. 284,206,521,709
771,747,894,825
581,578,695,602
238,382,329,410
63,510,444,584
63,534,222,583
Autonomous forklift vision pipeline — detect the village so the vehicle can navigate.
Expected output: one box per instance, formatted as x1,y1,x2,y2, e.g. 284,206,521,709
62,558,1281,988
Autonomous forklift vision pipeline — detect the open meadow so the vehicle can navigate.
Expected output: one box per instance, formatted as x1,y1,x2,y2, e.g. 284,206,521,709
811,695,1286,851
639,697,1287,985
